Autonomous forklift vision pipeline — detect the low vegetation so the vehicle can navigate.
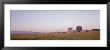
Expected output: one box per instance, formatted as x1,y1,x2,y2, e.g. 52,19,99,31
11,31,100,40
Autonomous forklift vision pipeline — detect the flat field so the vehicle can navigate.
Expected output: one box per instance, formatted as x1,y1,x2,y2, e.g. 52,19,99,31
11,31,100,40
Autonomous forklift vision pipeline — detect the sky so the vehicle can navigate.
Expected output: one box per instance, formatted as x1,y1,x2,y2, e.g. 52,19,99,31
11,10,100,32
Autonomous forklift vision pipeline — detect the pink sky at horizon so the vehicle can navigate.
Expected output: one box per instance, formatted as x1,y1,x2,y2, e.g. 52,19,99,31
11,10,100,32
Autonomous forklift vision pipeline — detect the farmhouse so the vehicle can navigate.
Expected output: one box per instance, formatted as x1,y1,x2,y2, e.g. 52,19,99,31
68,27,72,31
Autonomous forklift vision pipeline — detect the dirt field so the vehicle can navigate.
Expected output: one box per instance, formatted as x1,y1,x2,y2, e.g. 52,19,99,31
11,31,100,40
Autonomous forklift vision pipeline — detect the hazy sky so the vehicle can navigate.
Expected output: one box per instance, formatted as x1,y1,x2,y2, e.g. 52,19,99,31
11,10,100,32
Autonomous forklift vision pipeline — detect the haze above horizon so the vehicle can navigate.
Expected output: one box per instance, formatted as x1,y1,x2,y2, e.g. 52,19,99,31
11,10,100,32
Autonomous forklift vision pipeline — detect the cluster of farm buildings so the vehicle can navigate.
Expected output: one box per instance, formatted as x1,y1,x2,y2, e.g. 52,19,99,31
51,26,100,33
11,26,100,34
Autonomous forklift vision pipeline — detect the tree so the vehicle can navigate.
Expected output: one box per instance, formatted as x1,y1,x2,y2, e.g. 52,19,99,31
76,26,82,32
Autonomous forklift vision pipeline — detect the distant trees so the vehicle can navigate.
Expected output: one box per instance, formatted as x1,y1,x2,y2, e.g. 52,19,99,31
92,29,100,31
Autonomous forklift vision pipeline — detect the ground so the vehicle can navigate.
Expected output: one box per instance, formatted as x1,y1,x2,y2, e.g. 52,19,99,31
11,31,100,40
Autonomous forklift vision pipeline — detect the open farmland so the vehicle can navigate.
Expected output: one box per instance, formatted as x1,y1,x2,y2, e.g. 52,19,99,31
11,31,100,40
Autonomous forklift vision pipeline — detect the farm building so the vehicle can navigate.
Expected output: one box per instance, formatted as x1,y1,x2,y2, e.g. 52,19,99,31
67,27,73,32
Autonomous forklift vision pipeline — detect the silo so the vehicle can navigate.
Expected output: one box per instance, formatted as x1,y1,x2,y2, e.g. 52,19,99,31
76,26,82,32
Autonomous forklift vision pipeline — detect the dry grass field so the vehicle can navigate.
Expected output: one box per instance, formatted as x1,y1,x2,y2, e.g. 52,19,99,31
11,31,100,40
